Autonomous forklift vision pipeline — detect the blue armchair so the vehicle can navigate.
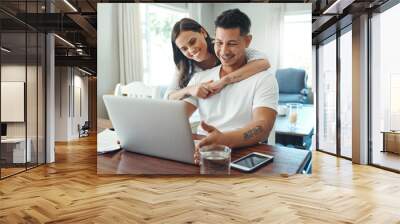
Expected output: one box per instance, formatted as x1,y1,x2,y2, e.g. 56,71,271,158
276,68,309,104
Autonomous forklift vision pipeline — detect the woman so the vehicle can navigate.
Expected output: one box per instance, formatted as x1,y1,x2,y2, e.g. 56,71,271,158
166,18,270,100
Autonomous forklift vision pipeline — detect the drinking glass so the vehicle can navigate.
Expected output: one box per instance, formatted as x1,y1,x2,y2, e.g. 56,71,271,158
199,145,231,175
287,103,301,130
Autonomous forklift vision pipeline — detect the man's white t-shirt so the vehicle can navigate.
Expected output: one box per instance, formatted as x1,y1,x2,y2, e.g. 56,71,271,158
184,65,279,135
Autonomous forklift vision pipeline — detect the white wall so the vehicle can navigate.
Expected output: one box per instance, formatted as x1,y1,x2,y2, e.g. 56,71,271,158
55,67,68,141
73,74,89,138
197,4,215,36
78,75,89,125
97,3,121,119
55,67,89,141
211,3,276,51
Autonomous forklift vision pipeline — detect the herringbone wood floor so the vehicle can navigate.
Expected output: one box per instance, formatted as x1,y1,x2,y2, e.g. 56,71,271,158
1,135,400,223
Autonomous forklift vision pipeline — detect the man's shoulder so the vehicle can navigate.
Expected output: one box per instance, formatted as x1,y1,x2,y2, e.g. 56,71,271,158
251,71,278,90
255,70,273,77
250,70,275,82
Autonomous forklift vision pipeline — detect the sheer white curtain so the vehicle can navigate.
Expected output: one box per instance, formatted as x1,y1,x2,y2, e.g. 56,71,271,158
117,4,143,85
259,5,287,145
262,5,286,145
264,4,286,75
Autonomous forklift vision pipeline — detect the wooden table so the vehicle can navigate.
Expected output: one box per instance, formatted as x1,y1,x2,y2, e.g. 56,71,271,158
97,143,311,176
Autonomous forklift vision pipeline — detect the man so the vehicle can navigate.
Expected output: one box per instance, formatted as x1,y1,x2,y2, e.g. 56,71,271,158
184,9,278,163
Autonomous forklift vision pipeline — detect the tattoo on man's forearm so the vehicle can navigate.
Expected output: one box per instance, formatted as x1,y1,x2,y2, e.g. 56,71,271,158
243,126,264,140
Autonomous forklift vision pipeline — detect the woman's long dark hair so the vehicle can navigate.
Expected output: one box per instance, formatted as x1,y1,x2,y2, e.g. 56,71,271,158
171,18,215,88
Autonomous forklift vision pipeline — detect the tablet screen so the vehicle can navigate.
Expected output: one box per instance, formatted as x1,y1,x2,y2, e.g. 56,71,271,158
234,154,271,169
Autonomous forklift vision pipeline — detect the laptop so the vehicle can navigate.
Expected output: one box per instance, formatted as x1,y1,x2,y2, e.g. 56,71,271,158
103,95,196,164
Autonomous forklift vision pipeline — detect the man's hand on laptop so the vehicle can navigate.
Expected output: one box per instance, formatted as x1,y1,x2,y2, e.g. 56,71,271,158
194,121,227,165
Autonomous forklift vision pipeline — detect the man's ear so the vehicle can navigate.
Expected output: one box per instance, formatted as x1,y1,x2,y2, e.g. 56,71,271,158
244,35,252,48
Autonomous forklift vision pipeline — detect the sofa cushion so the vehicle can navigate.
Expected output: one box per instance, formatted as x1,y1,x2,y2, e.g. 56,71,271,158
276,68,306,94
279,93,305,104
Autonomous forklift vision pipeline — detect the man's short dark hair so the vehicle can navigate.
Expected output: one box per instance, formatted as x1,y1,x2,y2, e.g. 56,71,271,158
215,9,251,36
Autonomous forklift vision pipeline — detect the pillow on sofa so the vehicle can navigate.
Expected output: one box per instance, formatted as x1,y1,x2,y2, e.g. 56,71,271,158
276,68,306,94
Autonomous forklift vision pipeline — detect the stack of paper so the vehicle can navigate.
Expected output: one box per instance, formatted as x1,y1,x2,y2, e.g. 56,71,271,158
97,129,121,154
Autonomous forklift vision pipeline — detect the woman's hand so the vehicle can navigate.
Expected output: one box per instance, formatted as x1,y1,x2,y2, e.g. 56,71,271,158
188,80,214,99
207,77,230,94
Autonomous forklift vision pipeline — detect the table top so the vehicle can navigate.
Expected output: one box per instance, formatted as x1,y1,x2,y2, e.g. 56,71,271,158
97,142,311,176
275,104,314,136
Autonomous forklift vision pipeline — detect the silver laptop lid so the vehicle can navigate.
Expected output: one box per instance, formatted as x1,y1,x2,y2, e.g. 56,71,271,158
103,95,195,164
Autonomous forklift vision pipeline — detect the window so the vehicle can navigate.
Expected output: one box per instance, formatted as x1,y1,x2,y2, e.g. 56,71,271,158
316,28,352,159
281,13,312,87
339,29,352,158
140,4,188,86
371,2,400,171
317,37,337,155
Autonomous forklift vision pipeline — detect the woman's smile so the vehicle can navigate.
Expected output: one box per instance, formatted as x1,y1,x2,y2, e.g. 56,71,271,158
191,50,201,59
175,30,209,62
